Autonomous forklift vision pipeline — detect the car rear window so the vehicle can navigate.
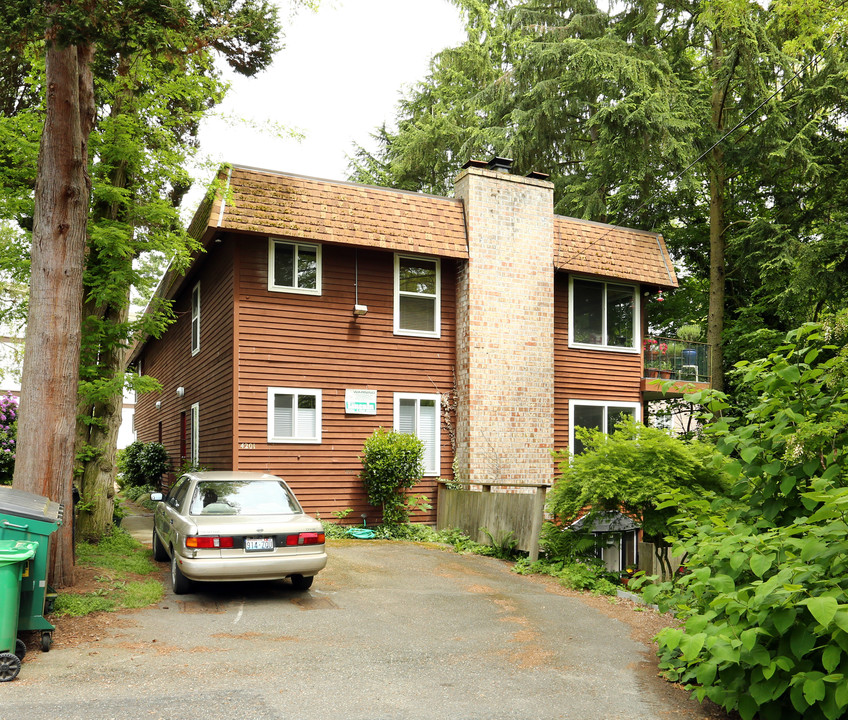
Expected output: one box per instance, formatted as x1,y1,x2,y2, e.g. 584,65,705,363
188,480,303,516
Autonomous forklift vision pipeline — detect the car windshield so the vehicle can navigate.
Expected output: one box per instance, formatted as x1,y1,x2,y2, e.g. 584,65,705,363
188,480,302,516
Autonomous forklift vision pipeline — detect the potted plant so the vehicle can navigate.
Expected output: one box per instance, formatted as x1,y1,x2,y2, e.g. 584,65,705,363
643,338,660,376
677,324,702,367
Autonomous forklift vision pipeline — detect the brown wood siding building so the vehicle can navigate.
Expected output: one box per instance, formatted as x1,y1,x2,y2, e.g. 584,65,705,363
134,243,235,481
229,237,455,521
553,273,643,455
135,234,455,523
132,163,679,524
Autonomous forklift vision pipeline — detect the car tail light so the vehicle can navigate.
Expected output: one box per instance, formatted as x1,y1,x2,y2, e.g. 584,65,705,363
186,536,234,549
285,532,325,546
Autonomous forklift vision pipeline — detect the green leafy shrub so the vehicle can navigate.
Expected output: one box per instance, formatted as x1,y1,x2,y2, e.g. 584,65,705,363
644,323,848,720
359,427,424,525
514,557,618,596
547,417,729,579
117,441,170,489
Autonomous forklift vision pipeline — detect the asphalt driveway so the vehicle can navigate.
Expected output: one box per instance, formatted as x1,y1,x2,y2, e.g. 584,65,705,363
1,538,718,720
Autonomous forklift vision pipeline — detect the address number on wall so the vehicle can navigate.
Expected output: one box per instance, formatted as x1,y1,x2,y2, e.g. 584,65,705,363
239,443,256,450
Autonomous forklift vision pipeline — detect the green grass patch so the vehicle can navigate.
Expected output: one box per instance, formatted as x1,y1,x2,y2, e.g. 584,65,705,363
76,527,159,576
53,528,164,617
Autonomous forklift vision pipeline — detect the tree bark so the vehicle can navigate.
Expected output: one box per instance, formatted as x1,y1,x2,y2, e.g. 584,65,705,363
74,300,129,542
707,32,728,393
12,40,95,588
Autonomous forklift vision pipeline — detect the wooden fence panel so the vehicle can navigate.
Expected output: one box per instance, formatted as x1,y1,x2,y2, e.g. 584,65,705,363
436,483,547,560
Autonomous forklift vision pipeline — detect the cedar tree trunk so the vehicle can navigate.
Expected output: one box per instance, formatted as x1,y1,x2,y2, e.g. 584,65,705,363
12,40,95,588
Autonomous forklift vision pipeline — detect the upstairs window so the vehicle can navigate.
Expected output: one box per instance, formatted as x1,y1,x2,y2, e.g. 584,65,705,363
394,393,440,475
569,278,638,351
394,255,440,337
268,239,321,295
267,388,322,443
190,283,200,356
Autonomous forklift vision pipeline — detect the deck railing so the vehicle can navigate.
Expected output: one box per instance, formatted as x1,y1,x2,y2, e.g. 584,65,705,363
643,336,711,385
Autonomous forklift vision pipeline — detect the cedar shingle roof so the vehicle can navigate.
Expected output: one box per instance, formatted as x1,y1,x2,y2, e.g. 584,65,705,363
207,165,468,258
554,217,677,288
193,165,676,287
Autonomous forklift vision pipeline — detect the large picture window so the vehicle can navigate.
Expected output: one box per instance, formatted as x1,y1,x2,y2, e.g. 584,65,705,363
267,388,322,443
268,239,321,295
569,277,638,351
394,254,440,337
569,399,640,455
394,392,440,475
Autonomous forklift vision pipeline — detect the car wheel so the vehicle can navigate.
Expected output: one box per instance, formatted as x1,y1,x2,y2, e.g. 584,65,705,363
152,529,168,562
0,652,21,682
170,553,193,595
290,574,313,591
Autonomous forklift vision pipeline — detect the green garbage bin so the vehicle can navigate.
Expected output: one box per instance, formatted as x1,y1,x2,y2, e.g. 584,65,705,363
0,539,38,682
0,486,63,652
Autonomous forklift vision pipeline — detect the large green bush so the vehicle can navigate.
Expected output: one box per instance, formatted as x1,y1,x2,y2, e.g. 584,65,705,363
642,322,848,720
359,427,424,525
117,441,170,489
547,417,729,579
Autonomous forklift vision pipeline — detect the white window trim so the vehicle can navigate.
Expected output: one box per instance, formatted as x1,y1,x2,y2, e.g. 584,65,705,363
393,392,441,476
267,387,322,444
190,282,200,356
190,402,200,466
568,276,640,353
267,238,322,295
568,399,641,456
393,254,441,338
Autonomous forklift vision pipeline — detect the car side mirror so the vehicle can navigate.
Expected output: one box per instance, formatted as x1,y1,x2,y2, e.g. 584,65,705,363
150,492,164,501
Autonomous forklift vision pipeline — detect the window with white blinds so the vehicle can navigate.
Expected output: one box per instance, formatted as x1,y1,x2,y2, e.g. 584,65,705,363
394,254,440,337
267,388,322,443
394,393,440,475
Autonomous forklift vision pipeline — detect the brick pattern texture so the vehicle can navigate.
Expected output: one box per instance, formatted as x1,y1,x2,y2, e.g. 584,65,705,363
454,167,556,485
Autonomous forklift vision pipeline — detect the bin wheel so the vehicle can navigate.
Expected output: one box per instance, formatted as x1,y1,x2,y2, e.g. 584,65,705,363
0,652,21,682
14,639,26,661
41,632,52,653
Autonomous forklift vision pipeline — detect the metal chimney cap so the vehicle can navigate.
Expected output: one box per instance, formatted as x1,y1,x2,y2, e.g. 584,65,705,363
462,159,488,170
487,156,513,172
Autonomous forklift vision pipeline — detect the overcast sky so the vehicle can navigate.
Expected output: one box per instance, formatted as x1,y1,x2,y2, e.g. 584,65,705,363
189,0,466,209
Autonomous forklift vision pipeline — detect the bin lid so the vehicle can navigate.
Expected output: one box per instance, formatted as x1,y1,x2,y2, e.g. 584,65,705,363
0,486,62,524
0,539,38,565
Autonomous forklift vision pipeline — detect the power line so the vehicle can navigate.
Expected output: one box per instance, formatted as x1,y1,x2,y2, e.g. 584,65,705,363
559,47,828,266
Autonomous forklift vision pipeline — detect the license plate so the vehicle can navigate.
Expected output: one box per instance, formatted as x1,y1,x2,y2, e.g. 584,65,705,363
245,537,274,552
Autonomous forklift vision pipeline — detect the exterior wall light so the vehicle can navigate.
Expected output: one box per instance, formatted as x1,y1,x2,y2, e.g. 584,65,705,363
155,401,162,410
176,387,185,397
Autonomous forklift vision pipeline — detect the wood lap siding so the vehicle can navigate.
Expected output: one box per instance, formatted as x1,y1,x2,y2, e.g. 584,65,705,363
134,244,235,482
233,237,456,523
553,273,643,454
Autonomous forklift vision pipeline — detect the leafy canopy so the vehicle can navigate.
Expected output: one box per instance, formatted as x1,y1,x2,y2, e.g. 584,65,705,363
548,417,729,543
641,319,848,720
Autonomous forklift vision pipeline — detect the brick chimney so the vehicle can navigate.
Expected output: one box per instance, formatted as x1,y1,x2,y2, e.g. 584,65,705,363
453,159,555,485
